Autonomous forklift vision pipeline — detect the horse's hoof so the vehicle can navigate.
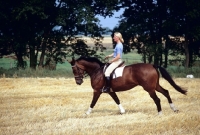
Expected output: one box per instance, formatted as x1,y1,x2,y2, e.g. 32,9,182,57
158,111,162,116
120,111,125,115
174,110,179,113
83,113,90,117
85,112,90,115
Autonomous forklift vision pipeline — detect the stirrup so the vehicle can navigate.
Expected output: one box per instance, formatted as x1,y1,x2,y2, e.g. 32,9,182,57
102,87,110,93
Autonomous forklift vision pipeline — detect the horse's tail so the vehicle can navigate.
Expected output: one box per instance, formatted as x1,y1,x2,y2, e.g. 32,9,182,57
154,65,187,95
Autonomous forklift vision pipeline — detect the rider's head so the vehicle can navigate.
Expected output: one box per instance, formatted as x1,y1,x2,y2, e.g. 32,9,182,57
113,32,124,43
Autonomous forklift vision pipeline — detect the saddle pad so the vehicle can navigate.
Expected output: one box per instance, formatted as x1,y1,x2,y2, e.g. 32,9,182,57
112,66,125,79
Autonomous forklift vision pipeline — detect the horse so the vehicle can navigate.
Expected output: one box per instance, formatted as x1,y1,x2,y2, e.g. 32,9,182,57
68,56,187,115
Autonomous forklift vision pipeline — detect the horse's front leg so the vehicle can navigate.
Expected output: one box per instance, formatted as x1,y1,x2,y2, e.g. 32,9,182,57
109,92,125,114
85,91,102,115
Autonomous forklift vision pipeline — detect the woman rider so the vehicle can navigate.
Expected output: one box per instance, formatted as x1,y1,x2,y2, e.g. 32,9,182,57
102,32,124,93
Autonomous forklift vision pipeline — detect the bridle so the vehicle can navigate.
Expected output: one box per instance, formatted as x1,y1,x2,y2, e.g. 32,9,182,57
71,61,104,85
71,64,88,80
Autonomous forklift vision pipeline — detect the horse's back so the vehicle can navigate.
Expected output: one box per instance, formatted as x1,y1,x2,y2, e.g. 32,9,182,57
127,63,153,68
124,63,159,88
125,63,156,73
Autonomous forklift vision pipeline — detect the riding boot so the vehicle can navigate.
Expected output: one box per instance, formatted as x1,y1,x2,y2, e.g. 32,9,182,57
102,77,111,93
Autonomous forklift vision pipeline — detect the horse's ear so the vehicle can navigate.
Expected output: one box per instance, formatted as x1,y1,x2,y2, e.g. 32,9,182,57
67,59,72,63
67,57,75,63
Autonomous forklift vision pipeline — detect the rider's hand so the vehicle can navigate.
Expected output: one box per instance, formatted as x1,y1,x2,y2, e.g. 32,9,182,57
105,55,110,59
109,59,113,63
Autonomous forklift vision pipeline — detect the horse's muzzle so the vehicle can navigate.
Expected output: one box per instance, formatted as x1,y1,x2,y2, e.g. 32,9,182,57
76,80,83,85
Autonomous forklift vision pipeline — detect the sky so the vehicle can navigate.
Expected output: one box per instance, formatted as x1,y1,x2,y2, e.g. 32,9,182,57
97,9,124,30
52,9,124,31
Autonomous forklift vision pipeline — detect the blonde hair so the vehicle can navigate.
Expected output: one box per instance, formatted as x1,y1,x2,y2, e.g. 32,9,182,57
114,32,124,43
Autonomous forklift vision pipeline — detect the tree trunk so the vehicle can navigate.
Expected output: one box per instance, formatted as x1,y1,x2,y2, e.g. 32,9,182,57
15,50,25,69
142,47,147,63
154,54,159,65
184,37,189,68
189,41,194,67
148,55,153,63
159,53,163,66
163,37,169,68
29,41,38,70
38,41,46,68
164,49,168,68
143,53,146,63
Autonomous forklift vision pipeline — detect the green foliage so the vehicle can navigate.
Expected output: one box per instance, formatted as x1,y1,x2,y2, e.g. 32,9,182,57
0,61,74,78
1,60,200,78
167,66,200,78
71,39,96,57
116,0,200,67
0,0,118,69
1,49,200,78
1,0,200,70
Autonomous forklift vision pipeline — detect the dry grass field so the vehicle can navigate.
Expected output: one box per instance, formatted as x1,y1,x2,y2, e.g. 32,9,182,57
0,77,199,135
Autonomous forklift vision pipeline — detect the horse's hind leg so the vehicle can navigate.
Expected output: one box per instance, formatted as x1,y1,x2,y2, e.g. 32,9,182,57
148,91,162,115
86,91,101,115
156,84,178,112
109,92,125,114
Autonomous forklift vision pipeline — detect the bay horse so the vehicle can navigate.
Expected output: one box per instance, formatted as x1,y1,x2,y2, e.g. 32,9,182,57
68,56,187,115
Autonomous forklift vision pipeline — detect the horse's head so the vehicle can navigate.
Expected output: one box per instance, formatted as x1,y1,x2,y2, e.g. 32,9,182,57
68,56,104,85
68,57,84,85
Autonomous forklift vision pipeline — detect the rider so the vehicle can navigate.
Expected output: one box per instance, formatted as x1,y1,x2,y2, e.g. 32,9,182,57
102,32,124,93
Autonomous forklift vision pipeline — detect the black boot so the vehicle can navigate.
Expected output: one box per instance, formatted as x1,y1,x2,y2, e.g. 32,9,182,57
102,77,111,93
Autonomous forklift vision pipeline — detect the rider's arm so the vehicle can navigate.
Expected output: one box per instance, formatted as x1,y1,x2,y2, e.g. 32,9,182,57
110,53,120,62
106,53,114,58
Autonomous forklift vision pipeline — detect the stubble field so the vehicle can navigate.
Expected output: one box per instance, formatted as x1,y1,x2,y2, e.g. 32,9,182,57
0,77,199,135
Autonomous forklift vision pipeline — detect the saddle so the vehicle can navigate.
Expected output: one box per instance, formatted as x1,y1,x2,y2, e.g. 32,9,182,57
104,61,125,79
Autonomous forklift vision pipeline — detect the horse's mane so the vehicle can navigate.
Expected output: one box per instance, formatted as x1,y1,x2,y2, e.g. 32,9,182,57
76,56,104,67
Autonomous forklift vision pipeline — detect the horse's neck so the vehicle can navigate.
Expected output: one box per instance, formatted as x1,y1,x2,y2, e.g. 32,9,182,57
84,63,102,76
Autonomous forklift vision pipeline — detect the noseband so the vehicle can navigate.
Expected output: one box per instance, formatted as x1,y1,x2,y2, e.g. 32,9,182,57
71,64,88,80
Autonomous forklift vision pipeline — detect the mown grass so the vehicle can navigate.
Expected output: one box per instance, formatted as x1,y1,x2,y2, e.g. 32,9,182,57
0,78,199,135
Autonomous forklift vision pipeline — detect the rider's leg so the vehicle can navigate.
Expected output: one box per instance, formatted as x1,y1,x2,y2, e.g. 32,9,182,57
102,76,111,93
103,59,122,93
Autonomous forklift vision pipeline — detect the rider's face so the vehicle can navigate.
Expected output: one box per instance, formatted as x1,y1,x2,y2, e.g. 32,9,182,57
113,35,120,43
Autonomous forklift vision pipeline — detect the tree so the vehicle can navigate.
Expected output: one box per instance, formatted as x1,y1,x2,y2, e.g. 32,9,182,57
0,0,119,69
115,0,200,67
115,0,168,65
167,0,200,67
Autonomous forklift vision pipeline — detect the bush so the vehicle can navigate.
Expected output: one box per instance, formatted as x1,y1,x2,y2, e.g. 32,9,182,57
166,66,200,78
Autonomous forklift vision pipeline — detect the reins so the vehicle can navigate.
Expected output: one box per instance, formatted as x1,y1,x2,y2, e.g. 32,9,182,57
72,63,104,80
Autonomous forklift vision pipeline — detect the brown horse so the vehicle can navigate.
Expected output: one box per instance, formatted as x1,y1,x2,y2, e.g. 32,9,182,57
68,56,187,115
